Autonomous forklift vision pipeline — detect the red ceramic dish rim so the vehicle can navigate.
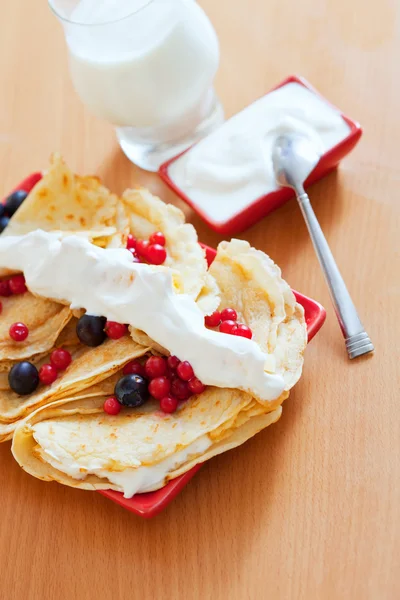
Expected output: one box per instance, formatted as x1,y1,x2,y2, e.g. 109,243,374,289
158,74,362,233
2,173,326,518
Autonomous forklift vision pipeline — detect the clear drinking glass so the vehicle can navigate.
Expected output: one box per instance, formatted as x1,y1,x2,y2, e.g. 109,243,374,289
49,0,224,171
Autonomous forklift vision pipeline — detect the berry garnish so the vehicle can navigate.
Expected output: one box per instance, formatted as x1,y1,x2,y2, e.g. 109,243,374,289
149,231,166,246
146,244,167,265
145,356,167,379
5,189,28,217
9,322,29,342
0,204,5,219
38,364,58,385
0,280,12,297
115,374,149,408
149,376,171,400
220,308,238,322
160,396,178,414
76,314,107,347
205,310,221,327
167,355,180,371
219,320,238,335
171,377,191,400
136,240,150,258
188,377,206,395
176,360,194,381
9,274,27,295
50,348,72,370
105,321,127,340
126,234,137,250
8,361,39,395
234,324,253,339
123,360,146,377
104,396,122,415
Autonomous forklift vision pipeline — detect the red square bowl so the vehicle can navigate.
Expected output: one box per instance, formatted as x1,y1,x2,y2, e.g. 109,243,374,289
159,74,362,236
3,175,326,518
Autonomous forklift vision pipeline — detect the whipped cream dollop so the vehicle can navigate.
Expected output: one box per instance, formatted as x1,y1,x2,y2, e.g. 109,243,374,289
0,231,285,403
33,423,211,498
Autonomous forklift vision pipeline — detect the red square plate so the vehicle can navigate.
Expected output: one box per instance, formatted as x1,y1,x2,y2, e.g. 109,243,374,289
3,173,326,518
159,74,362,236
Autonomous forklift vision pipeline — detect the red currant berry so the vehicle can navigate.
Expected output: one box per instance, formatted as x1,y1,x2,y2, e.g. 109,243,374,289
146,244,167,265
38,364,58,385
204,310,221,327
149,376,171,400
160,395,178,414
0,280,12,297
126,234,137,250
50,348,72,370
219,320,238,335
176,360,194,381
105,321,127,340
9,322,29,342
145,356,167,379
149,231,166,246
165,365,175,380
103,396,122,415
9,274,27,295
171,377,191,400
136,240,150,258
123,360,146,377
220,308,238,322
188,377,206,395
234,324,253,339
167,355,180,371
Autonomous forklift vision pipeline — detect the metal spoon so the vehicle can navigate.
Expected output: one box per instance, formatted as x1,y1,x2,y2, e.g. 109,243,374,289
271,133,374,359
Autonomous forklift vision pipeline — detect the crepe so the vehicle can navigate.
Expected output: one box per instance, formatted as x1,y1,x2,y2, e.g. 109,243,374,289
0,292,72,365
12,389,282,496
4,154,119,245
122,188,219,309
0,335,149,442
208,239,307,391
130,239,307,394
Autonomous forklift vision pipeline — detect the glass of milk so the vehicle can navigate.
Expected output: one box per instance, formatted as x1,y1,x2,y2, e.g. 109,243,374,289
49,0,223,171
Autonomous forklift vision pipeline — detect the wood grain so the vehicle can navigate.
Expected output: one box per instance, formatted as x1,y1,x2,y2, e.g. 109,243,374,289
0,1,399,599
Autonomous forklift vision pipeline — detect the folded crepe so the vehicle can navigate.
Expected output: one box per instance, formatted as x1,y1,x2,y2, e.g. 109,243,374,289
0,328,149,442
12,391,282,497
4,153,119,245
0,293,71,367
122,188,219,312
121,188,219,354
11,237,307,497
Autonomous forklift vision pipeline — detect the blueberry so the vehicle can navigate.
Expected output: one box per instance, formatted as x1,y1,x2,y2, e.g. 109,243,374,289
0,204,5,219
5,190,28,217
9,362,39,395
76,314,107,347
115,374,149,408
0,216,10,233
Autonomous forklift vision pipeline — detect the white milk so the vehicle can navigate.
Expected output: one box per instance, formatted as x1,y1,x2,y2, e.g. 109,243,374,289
65,0,220,129
167,82,351,224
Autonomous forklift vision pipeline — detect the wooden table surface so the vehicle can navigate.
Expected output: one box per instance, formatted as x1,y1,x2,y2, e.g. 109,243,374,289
0,1,399,599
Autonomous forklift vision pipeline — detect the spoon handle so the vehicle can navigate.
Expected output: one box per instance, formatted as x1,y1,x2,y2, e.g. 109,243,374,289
296,191,374,359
